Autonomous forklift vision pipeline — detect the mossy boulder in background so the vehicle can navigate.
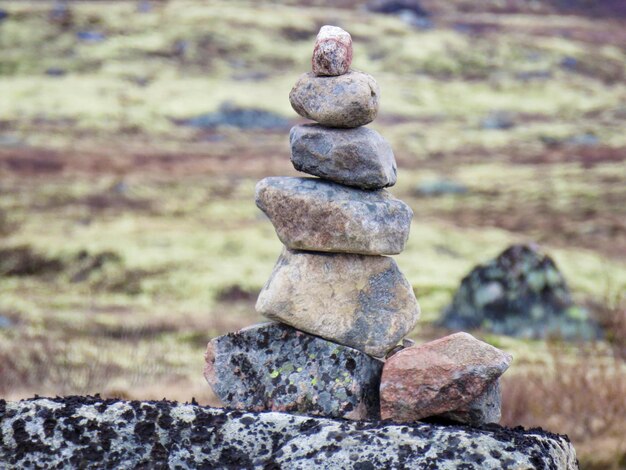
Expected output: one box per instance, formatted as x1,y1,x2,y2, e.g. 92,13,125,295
440,244,602,340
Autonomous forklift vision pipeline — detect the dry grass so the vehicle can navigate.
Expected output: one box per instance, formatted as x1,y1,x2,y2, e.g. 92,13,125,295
592,292,626,360
501,342,626,469
0,332,172,396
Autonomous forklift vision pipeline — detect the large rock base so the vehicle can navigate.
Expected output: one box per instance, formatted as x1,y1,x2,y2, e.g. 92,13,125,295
0,396,578,469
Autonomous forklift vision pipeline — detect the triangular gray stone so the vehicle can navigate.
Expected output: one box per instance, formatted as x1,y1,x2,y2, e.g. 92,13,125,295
256,248,420,357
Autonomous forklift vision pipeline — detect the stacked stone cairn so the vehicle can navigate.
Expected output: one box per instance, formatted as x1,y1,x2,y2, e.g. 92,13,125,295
205,26,512,425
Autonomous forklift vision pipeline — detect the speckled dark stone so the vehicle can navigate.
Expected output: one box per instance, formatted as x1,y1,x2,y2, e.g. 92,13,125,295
255,177,412,255
204,323,383,420
0,396,579,469
290,124,397,189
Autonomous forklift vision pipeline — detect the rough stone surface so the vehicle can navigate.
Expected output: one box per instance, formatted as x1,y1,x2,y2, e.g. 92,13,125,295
290,124,397,189
255,177,412,255
0,396,579,469
312,25,352,76
204,322,383,420
380,332,512,422
289,71,379,128
440,244,602,340
439,380,502,426
256,249,420,357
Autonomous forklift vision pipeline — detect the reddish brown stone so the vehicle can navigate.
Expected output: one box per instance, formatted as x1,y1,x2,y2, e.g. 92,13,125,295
380,332,512,423
312,25,352,76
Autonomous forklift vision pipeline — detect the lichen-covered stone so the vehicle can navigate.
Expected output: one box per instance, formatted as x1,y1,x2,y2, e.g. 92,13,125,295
290,124,397,189
440,244,602,340
380,332,512,423
204,322,383,420
0,396,580,469
312,25,352,76
256,249,420,357
439,380,502,426
255,177,412,255
289,71,379,128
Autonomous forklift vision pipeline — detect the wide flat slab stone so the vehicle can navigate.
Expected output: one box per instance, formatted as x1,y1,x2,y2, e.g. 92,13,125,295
255,177,412,255
256,249,420,357
290,124,397,189
0,396,579,469
380,332,512,423
204,322,383,420
289,71,379,128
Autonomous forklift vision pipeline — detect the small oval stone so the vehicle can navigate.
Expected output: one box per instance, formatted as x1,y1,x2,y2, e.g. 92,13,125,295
289,71,379,128
312,25,352,76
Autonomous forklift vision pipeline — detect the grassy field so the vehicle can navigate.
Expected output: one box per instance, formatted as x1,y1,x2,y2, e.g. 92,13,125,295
1,1,625,468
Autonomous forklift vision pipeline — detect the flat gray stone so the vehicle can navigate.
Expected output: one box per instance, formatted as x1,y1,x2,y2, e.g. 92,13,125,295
204,322,383,420
255,177,412,255
0,397,580,469
256,248,420,357
290,124,397,189
439,380,502,426
289,71,379,128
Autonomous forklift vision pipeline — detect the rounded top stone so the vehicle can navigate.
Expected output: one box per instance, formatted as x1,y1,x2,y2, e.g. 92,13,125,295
312,25,353,76
289,71,379,127
317,25,351,42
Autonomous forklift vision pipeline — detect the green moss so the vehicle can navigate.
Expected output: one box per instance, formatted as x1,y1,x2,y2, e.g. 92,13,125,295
2,0,625,147
565,306,589,321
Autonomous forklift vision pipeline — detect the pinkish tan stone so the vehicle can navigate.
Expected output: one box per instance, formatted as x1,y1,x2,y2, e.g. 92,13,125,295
380,332,512,423
312,25,352,76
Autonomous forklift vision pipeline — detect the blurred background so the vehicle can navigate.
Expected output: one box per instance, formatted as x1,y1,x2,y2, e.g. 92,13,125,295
0,0,624,468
